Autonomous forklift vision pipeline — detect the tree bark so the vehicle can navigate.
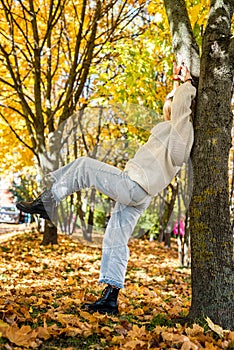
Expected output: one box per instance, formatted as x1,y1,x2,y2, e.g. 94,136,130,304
163,0,200,78
165,0,234,329
41,220,58,245
189,0,234,329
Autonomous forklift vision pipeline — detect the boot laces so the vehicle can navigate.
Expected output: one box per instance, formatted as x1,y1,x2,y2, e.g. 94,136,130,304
33,190,50,204
100,286,110,298
100,285,119,300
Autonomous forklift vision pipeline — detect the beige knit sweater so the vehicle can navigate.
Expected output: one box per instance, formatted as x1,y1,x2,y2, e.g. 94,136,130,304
124,82,196,196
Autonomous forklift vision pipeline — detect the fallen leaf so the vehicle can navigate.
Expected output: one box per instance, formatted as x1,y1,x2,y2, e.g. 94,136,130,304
204,341,219,349
0,231,229,350
162,332,190,346
123,339,146,349
131,307,144,316
5,325,38,348
36,326,51,340
67,276,75,285
112,335,125,344
181,340,199,350
0,320,9,328
186,324,204,337
127,324,147,339
228,331,234,341
205,317,224,338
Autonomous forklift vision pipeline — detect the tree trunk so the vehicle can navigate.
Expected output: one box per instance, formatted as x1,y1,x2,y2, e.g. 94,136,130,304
163,0,200,77
189,0,234,329
87,188,96,240
182,212,191,267
164,0,234,329
41,220,58,245
38,134,61,245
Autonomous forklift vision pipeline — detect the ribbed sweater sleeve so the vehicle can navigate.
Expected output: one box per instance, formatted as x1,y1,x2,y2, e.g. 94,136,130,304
168,82,196,166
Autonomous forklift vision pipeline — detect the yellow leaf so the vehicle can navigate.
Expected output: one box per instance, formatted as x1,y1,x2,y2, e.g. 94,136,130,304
5,325,38,347
162,332,190,346
181,340,199,350
204,341,219,349
128,324,147,338
131,307,144,316
79,310,99,323
0,320,9,328
124,339,145,349
186,323,204,337
228,331,234,341
112,335,125,344
205,317,224,338
168,305,182,316
67,276,75,285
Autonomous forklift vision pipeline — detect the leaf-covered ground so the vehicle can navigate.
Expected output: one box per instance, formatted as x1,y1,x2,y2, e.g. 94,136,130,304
0,229,234,349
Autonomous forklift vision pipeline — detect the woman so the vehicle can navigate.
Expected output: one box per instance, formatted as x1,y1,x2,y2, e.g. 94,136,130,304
17,64,196,315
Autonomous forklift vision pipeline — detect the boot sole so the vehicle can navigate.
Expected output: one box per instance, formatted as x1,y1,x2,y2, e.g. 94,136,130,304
100,309,118,315
16,203,50,220
81,306,118,315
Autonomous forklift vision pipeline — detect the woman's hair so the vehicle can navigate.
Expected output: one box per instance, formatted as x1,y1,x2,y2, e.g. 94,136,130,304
163,88,175,121
163,97,173,120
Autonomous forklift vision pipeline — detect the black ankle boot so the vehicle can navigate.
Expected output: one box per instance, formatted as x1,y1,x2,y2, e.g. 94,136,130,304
16,190,55,221
81,285,119,315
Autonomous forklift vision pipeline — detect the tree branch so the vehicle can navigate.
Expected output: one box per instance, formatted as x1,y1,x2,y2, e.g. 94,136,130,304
59,0,88,123
0,43,35,121
0,112,36,155
163,0,200,78
73,1,102,108
29,0,44,131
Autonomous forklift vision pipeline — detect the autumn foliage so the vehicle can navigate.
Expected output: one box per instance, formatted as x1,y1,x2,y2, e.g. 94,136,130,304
0,230,233,349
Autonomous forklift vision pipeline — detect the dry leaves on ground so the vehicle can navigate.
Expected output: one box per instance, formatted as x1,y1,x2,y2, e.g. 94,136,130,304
0,230,233,349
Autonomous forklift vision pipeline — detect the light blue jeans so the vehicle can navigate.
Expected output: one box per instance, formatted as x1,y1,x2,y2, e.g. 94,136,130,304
48,156,151,289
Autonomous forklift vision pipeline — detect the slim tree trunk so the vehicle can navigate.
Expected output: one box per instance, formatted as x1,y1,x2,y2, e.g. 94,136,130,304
41,220,58,245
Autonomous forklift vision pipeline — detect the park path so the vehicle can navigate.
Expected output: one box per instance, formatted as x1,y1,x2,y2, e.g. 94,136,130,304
0,223,32,243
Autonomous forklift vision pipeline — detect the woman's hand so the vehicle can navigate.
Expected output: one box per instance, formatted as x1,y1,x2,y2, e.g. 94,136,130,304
173,61,182,81
179,65,193,83
173,62,192,83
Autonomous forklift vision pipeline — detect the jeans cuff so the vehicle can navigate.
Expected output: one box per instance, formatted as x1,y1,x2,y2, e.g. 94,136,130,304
51,185,62,204
99,277,124,289
43,173,57,189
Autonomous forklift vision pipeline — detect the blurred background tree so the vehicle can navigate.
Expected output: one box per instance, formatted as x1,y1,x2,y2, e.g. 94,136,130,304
0,0,154,243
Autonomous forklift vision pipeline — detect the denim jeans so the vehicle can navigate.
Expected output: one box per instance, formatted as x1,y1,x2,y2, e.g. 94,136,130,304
47,156,151,289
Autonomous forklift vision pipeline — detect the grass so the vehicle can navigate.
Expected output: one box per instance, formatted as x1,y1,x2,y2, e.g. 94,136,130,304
39,334,108,350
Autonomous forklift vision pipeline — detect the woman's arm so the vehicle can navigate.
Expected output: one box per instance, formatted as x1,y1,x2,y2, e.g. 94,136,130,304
163,62,192,121
168,66,196,167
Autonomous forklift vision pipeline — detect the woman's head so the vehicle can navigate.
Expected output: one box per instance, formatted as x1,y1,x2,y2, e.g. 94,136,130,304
163,97,173,120
163,88,175,121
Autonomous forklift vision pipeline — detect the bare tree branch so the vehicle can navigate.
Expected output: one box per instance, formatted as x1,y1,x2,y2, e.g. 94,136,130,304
0,112,36,155
58,0,88,123
0,43,35,121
